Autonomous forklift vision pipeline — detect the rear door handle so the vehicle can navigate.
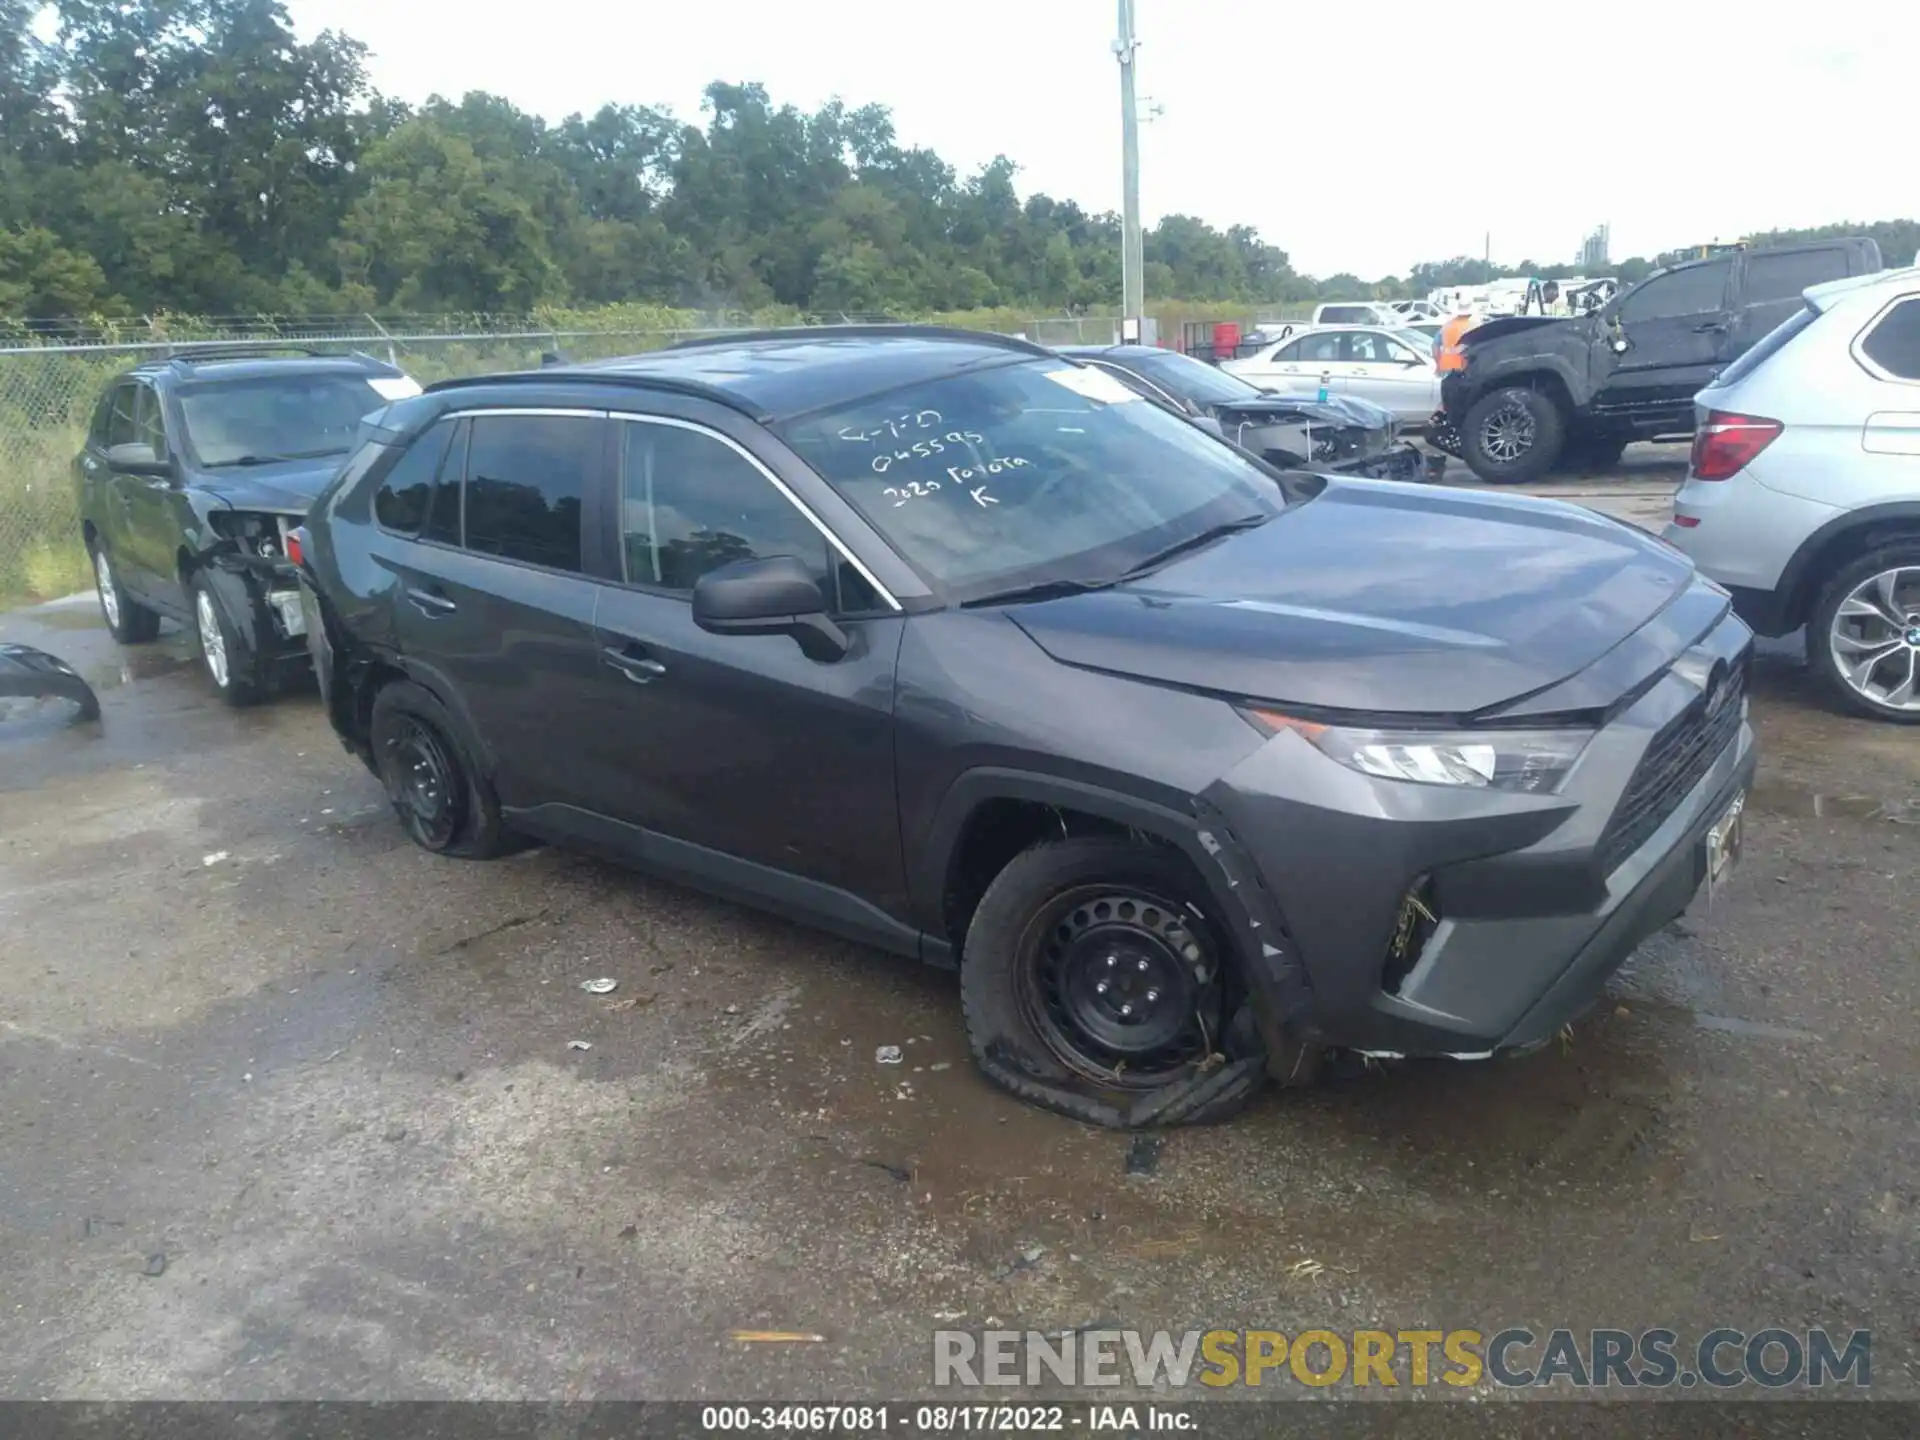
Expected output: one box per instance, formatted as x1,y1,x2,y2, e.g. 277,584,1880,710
602,645,666,683
405,586,457,616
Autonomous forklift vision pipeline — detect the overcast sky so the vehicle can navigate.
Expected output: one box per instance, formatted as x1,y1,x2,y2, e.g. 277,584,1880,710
284,0,1920,279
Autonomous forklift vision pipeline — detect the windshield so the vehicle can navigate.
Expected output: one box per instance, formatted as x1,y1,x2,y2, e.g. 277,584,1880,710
177,374,403,467
778,359,1284,600
1117,349,1268,408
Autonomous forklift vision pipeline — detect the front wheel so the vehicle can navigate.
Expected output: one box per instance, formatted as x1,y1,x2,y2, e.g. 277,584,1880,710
1461,386,1566,484
960,836,1267,1128
1807,543,1920,724
188,572,266,706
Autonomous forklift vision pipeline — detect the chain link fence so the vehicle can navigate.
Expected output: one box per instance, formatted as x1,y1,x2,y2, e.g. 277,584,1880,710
0,314,1124,606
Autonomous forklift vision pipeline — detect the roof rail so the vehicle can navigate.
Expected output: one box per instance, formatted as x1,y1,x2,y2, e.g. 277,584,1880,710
422,368,767,418
160,342,332,366
665,323,1057,360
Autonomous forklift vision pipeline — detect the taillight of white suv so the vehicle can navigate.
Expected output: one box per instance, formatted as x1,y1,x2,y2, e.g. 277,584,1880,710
1689,411,1783,481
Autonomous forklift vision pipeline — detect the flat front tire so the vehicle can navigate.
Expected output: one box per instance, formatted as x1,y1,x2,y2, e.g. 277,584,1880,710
960,836,1267,1128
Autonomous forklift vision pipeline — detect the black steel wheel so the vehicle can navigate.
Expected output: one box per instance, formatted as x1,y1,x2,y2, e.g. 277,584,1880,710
380,713,467,850
1017,885,1216,1088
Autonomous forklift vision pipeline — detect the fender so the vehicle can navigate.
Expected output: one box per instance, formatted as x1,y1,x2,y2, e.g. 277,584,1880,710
1767,501,1920,635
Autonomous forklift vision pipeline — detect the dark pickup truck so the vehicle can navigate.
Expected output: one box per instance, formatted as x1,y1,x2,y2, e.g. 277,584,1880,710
1434,238,1883,482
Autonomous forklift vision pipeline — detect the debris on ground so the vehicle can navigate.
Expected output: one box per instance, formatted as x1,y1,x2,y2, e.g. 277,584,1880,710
200,852,229,867
606,993,656,1011
875,1045,903,1065
1289,1258,1324,1279
381,1124,406,1143
991,1244,1047,1281
142,1253,167,1277
566,1040,593,1052
617,1225,638,1241
1125,1135,1162,1176
731,1330,825,1343
861,1159,914,1184
579,977,618,995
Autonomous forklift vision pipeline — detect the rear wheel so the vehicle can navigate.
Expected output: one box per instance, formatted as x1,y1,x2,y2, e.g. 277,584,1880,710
1461,386,1565,484
89,540,160,644
1807,543,1920,724
369,680,522,857
960,836,1267,1128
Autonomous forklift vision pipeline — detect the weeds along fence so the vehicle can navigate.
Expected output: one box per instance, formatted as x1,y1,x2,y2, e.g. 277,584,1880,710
0,310,1195,606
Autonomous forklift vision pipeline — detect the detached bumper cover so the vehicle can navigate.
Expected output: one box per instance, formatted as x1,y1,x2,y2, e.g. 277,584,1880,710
0,643,100,721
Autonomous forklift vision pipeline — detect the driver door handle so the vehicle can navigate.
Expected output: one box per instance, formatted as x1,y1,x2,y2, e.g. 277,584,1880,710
405,586,457,616
602,645,667,684
1692,320,1727,333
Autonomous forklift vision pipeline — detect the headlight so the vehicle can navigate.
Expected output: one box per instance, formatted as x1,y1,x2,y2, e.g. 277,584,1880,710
1243,710,1592,794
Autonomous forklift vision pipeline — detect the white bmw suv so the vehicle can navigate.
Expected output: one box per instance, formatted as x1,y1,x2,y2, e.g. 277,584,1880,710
1666,266,1920,723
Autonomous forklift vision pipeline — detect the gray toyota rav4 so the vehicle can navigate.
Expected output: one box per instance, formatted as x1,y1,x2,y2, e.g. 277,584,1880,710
294,326,1756,1127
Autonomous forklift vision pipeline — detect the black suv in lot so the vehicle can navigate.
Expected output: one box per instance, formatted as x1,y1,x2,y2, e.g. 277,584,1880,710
296,327,1755,1127
73,346,420,702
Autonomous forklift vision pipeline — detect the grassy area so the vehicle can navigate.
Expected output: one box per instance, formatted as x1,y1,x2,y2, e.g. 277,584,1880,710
0,302,1303,608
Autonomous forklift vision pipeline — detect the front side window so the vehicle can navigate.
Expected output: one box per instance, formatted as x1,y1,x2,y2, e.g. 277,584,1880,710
621,421,827,593
106,384,141,448
135,387,168,458
1617,260,1732,322
176,372,402,468
462,414,595,573
778,359,1283,601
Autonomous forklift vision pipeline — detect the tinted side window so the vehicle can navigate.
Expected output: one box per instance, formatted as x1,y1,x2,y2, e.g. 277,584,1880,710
1744,249,1848,306
621,422,829,594
1618,261,1732,321
106,384,141,447
88,390,115,447
135,386,168,458
461,414,596,573
1861,297,1920,380
422,420,466,546
373,421,455,535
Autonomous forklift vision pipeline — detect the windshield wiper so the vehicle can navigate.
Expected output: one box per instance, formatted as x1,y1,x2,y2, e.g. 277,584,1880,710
204,447,348,468
1119,511,1273,580
960,575,1125,608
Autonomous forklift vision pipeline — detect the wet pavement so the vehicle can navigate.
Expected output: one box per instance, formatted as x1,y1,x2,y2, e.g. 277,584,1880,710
1,462,1916,1406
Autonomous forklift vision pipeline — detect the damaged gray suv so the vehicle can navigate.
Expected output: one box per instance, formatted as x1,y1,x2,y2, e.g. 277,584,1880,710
293,326,1756,1127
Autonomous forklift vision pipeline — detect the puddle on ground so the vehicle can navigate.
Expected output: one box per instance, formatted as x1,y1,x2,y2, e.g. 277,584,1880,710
1749,777,1920,825
22,607,106,632
84,646,196,690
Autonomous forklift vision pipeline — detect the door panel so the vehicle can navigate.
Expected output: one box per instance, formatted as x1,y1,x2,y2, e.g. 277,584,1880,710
583,415,907,913
1595,259,1735,413
387,411,610,812
1341,332,1439,421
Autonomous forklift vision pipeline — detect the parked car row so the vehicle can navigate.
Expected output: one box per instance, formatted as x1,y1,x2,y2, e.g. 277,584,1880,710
72,324,1759,1129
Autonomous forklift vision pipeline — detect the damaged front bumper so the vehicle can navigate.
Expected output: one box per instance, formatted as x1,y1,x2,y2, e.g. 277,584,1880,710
1331,441,1426,483
1198,613,1756,1063
203,550,310,662
0,643,101,722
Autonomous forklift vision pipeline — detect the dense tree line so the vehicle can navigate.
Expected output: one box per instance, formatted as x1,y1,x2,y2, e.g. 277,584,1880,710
1,0,1914,321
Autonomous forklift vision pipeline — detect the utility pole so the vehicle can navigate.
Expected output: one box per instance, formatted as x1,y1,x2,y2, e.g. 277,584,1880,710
1114,0,1144,337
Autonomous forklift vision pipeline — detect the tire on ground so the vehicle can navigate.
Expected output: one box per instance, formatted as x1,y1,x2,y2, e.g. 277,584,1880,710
960,835,1268,1129
1806,539,1920,725
187,569,268,705
87,538,161,644
1461,386,1566,484
368,678,525,856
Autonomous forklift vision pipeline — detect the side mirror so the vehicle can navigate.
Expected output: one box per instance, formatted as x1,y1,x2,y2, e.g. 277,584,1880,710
106,442,170,477
692,554,850,661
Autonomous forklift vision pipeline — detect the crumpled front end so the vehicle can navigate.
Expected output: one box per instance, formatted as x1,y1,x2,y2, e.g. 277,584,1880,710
1215,399,1425,482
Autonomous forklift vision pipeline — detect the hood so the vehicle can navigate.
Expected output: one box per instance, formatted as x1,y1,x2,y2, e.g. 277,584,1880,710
1462,314,1577,347
1005,479,1696,718
194,457,343,514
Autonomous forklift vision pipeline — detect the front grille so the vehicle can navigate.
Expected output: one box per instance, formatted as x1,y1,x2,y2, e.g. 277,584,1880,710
1597,662,1747,875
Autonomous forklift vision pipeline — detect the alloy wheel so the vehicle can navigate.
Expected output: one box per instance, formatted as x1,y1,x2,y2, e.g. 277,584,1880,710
1018,886,1214,1088
1479,402,1536,464
94,550,121,630
1828,565,1920,712
195,589,228,689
